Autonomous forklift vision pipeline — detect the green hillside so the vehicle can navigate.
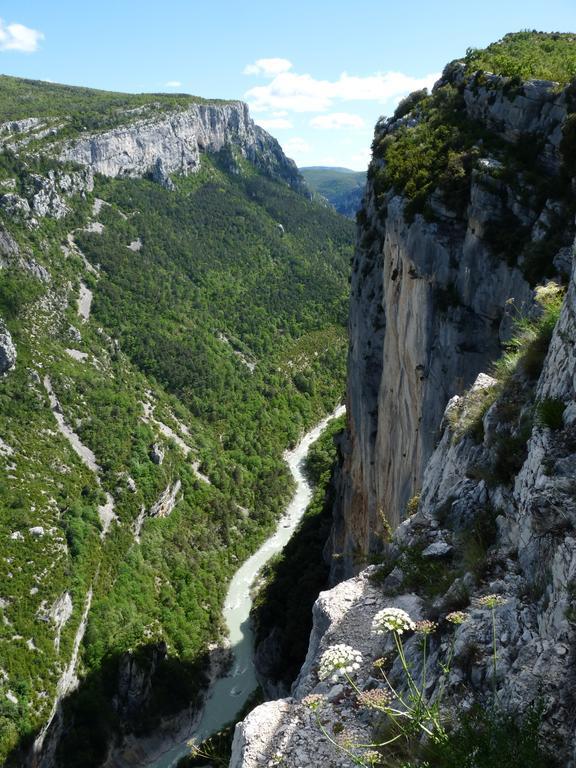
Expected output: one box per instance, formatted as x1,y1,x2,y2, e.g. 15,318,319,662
300,166,366,219
0,77,353,766
0,74,228,135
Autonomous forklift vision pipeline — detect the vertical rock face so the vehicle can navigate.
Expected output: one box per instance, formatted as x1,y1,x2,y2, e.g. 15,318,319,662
329,65,573,580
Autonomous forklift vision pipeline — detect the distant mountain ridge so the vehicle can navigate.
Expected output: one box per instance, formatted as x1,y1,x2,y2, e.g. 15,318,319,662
300,166,366,219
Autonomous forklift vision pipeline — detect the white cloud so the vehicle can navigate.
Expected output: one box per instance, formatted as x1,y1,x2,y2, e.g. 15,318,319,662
0,19,43,53
283,136,311,158
245,69,439,113
257,117,293,130
165,80,182,88
243,58,293,77
272,110,288,117
310,112,365,130
349,147,372,170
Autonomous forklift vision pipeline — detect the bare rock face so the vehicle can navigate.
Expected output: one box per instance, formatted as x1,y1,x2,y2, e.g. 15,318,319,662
151,157,175,190
253,627,290,699
0,192,32,222
58,101,307,195
24,169,94,219
330,184,532,579
0,225,19,261
0,319,16,374
149,480,181,518
149,442,164,465
444,64,568,172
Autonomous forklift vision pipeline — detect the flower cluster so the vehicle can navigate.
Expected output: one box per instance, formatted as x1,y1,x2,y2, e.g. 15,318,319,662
361,750,382,765
446,610,469,625
187,739,201,758
478,594,507,609
372,607,415,635
302,693,325,711
357,688,392,710
318,644,363,682
373,654,393,670
415,620,437,635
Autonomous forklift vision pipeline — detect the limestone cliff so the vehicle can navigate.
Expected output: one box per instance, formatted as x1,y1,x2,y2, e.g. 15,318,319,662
57,101,306,193
329,61,574,580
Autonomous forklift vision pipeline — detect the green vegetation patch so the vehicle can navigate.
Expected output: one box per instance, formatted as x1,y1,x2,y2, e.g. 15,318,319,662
451,283,565,488
536,397,566,430
372,84,481,221
462,31,576,83
411,704,558,768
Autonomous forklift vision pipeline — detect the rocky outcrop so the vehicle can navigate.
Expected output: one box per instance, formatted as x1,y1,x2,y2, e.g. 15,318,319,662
48,593,73,646
0,225,19,260
449,64,567,172
58,101,307,194
149,480,181,518
0,117,61,149
329,64,574,580
0,319,16,374
0,168,93,225
149,442,164,465
231,570,402,768
232,246,576,767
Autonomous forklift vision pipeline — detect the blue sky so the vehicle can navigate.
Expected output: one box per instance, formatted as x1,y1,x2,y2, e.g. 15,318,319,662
0,1,574,169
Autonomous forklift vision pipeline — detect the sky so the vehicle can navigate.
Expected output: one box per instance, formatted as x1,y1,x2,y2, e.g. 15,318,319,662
0,1,574,170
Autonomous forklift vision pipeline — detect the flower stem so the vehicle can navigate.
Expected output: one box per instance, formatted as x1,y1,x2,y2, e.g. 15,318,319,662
491,606,498,701
314,712,369,767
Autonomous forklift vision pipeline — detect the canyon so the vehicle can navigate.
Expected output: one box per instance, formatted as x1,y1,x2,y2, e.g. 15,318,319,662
0,30,575,768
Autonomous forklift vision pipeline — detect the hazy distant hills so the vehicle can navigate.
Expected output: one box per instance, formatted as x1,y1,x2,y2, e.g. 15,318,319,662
300,166,366,219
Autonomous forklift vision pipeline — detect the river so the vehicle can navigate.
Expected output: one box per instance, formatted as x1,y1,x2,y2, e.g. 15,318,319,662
147,403,346,768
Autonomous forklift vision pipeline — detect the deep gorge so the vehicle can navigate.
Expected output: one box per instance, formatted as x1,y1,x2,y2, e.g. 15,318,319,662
1,28,576,768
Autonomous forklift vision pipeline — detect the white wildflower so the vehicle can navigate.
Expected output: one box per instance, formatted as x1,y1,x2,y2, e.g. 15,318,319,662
372,607,415,635
318,643,363,682
446,610,469,625
477,594,507,609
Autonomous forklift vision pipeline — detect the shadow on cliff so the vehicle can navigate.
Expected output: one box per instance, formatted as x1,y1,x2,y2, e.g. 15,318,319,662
251,460,336,695
5,643,212,768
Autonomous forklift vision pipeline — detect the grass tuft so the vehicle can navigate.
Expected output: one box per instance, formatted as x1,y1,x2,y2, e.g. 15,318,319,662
536,398,566,430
